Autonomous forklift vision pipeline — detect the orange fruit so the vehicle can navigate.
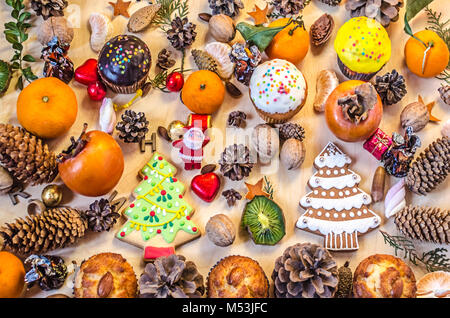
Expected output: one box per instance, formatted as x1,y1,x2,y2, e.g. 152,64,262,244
266,18,309,64
181,70,225,115
0,251,25,298
17,77,78,139
404,30,450,78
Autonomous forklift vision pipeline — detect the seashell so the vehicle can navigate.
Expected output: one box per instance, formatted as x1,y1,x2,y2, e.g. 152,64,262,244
127,4,161,33
313,70,339,112
442,119,450,138
0,166,13,193
205,42,235,80
99,98,116,134
251,124,279,164
38,16,74,46
280,138,306,170
417,271,450,298
384,179,406,218
400,95,440,132
208,14,236,43
89,13,113,52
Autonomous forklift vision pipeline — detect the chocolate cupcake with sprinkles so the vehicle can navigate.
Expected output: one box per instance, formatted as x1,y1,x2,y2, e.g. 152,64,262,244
98,34,151,94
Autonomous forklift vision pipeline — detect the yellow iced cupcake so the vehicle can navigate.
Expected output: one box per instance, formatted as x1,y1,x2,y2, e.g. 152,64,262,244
334,17,391,81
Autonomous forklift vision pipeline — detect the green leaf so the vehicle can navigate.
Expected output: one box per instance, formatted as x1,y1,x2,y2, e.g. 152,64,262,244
23,54,35,62
6,0,14,7
11,53,20,61
16,75,23,90
236,22,289,52
12,42,22,51
5,33,18,44
405,0,435,22
19,32,28,43
21,22,32,29
11,9,19,19
4,29,20,38
4,22,18,30
22,67,37,81
0,60,12,93
11,62,20,70
18,12,31,23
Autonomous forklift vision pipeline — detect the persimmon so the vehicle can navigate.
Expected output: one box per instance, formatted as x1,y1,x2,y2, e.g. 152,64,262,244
58,124,124,197
325,80,383,142
181,70,225,114
17,77,77,139
0,251,25,298
265,17,309,64
404,30,449,78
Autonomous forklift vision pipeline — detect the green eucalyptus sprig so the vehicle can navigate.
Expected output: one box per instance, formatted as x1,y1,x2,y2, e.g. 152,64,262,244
4,0,38,90
152,0,189,32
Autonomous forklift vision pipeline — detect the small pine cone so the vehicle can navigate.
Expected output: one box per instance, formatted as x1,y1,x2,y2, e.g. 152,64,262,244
85,198,120,232
116,110,149,143
191,49,218,74
208,0,244,17
219,144,254,181
227,111,246,128
318,0,341,6
279,122,305,141
156,49,175,70
221,189,242,207
406,137,450,195
438,85,450,106
0,123,58,185
374,70,407,106
270,0,309,16
345,0,404,27
31,0,68,20
166,17,197,51
0,207,88,255
394,205,450,244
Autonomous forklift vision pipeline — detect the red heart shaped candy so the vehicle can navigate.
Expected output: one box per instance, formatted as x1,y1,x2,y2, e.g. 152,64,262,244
191,172,220,203
75,59,99,85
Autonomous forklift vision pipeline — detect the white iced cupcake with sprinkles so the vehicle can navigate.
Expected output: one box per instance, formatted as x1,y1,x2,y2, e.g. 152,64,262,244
249,59,307,124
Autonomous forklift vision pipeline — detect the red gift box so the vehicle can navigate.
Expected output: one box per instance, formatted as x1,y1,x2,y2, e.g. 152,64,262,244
363,128,392,160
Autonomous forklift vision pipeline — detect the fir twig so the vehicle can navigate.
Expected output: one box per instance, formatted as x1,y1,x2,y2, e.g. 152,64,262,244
380,230,450,272
263,176,274,200
152,0,189,32
4,0,37,90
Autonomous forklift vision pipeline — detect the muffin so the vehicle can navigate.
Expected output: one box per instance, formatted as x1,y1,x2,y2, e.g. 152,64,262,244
353,254,416,298
74,252,137,298
98,34,151,94
207,255,269,298
249,59,307,124
334,17,391,81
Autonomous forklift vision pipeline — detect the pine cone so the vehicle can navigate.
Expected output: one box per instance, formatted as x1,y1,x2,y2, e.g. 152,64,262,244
227,111,247,128
272,243,338,298
345,0,404,27
438,85,450,106
166,17,197,51
219,144,254,181
85,198,120,232
139,254,205,298
156,49,175,70
394,205,450,244
0,123,58,185
279,122,305,141
31,0,68,20
406,137,450,195
270,0,308,16
221,189,242,207
41,37,74,84
208,0,244,17
191,49,218,74
374,70,407,106
116,110,149,143
0,207,88,255
318,0,341,6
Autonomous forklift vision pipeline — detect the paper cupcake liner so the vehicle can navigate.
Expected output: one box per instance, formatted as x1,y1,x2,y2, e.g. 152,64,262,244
99,70,148,94
337,57,380,81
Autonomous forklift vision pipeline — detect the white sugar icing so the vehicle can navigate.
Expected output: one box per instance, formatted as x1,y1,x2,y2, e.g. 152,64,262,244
300,191,372,211
309,171,361,189
249,59,306,114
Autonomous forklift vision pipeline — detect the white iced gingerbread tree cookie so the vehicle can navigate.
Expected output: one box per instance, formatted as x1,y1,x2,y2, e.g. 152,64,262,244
296,142,381,251
116,152,200,261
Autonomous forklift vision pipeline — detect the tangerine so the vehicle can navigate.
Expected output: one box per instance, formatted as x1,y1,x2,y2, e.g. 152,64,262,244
0,251,25,298
404,30,449,78
265,18,309,64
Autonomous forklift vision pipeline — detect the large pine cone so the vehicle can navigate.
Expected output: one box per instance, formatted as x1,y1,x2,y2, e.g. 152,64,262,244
0,124,58,185
345,0,404,27
31,0,68,20
394,205,450,244
219,144,254,181
0,207,88,255
208,0,244,17
166,17,197,51
139,254,204,298
406,137,450,195
272,243,338,298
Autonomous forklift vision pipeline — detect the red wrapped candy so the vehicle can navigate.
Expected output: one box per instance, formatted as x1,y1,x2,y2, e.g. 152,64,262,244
363,128,392,160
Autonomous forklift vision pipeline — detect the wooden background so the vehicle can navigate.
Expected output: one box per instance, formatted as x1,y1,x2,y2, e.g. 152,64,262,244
0,0,448,297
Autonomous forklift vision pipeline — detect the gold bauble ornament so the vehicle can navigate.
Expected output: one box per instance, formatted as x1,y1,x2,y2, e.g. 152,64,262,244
41,184,63,207
167,120,186,141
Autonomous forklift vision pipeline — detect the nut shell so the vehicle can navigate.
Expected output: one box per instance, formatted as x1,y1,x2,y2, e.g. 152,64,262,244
38,16,74,45
208,14,236,43
280,138,306,170
206,214,235,247
400,101,429,132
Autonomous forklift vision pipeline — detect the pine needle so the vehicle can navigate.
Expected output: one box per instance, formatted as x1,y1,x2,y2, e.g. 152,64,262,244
152,0,189,32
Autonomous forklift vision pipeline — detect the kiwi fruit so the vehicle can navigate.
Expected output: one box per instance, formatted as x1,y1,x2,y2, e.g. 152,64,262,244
241,195,285,245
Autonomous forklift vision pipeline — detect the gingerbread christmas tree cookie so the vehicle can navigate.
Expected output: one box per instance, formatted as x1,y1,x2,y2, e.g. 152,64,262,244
296,142,381,251
116,152,200,260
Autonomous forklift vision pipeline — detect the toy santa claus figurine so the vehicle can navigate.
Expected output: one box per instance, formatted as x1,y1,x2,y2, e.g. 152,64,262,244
172,114,211,170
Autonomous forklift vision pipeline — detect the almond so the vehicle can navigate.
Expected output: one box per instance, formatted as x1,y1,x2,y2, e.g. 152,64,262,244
97,271,114,298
